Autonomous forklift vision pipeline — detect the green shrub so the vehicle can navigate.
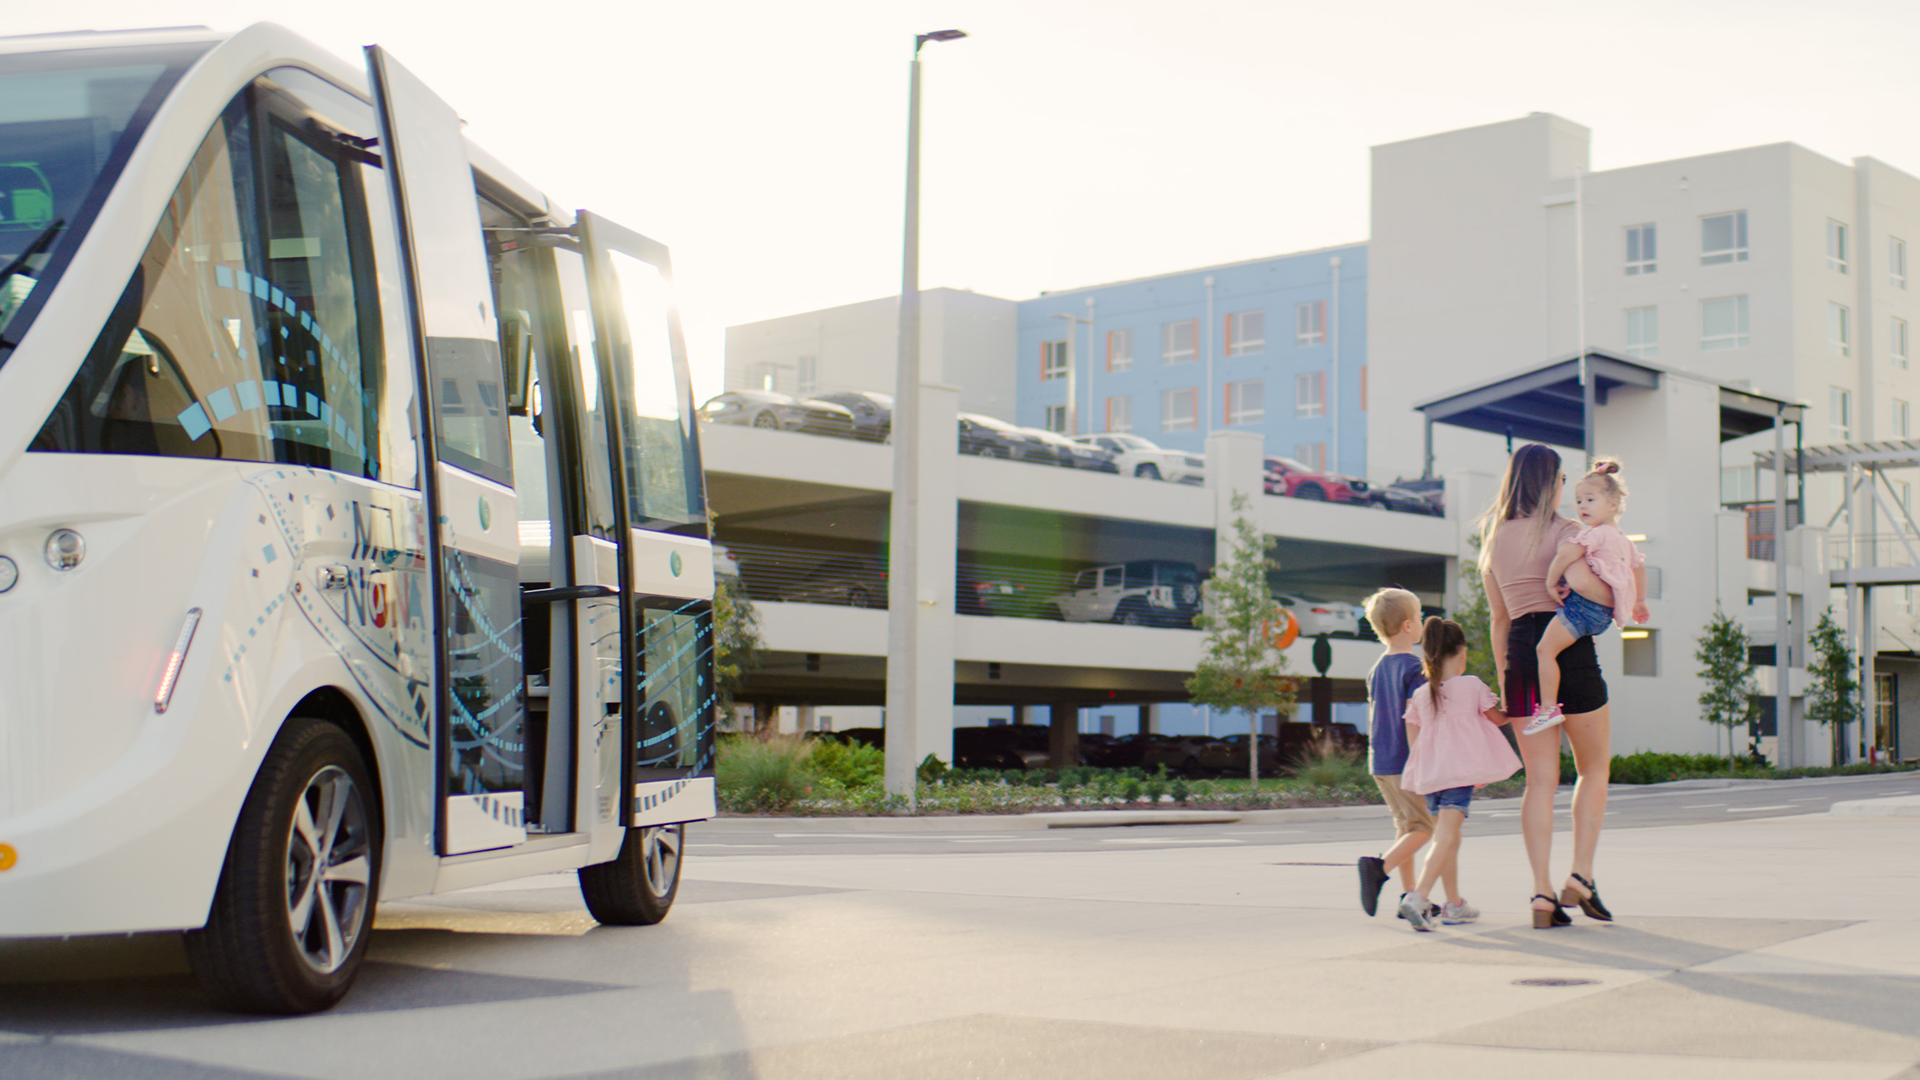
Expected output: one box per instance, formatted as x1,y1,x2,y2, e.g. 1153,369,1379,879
716,734,815,813
809,737,885,791
1122,778,1145,803
917,753,949,783
1291,744,1369,789
1144,774,1168,804
1170,777,1192,804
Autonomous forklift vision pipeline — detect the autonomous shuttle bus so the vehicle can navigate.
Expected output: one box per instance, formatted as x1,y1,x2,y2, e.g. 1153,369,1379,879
0,24,717,1012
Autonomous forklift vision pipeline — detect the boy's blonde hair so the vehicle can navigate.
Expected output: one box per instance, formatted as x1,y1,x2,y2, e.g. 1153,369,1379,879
1363,587,1421,640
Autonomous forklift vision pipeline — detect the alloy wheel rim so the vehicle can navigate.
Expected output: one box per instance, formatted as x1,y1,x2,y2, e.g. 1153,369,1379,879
642,824,682,897
284,764,372,975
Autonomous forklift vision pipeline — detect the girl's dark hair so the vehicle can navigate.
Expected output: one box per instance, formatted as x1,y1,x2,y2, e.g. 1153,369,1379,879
1420,616,1468,710
1477,442,1563,554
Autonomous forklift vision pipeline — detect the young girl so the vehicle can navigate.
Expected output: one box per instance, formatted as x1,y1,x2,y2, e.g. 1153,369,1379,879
1397,617,1522,931
1522,458,1651,736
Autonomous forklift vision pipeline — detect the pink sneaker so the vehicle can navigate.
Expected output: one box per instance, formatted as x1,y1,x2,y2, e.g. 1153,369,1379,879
1521,705,1565,736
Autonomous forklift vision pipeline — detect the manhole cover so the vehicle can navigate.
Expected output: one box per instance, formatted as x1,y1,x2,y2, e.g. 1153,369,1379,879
1512,977,1598,987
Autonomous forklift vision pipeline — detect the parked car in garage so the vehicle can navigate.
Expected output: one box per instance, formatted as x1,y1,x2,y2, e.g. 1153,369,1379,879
1274,593,1365,638
1217,733,1283,777
1139,734,1234,777
1263,457,1371,503
958,413,1052,461
1275,721,1370,762
1056,560,1203,627
783,554,885,608
699,390,857,437
1372,476,1446,516
1071,433,1206,483
953,725,1054,770
957,572,1057,619
1024,428,1120,472
805,390,893,442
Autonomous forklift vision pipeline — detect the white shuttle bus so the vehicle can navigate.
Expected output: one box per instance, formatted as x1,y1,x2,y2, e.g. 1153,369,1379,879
0,24,718,1013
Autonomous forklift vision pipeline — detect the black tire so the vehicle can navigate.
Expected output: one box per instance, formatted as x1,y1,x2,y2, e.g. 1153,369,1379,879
1181,756,1204,778
1296,484,1326,501
848,587,872,609
1114,603,1145,627
579,823,684,925
752,411,780,429
184,718,380,1015
1135,463,1161,480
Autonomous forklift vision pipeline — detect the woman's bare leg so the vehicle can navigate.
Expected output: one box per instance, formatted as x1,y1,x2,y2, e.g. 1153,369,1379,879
1562,705,1612,885
1518,721,1564,913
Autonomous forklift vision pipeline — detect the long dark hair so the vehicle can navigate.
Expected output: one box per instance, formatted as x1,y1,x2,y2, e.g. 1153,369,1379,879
1420,616,1468,710
1477,443,1562,554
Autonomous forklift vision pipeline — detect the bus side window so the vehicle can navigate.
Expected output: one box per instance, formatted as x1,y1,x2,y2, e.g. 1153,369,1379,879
31,73,397,483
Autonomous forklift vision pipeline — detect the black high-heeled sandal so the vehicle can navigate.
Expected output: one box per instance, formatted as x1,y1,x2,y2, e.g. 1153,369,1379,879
1560,872,1612,922
1530,893,1570,929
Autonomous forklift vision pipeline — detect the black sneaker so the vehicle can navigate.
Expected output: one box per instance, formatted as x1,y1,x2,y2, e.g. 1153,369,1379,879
1394,892,1441,920
1358,856,1389,916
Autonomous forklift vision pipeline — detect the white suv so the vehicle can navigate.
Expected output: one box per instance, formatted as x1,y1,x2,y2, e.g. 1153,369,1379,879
1070,433,1206,483
1055,560,1203,627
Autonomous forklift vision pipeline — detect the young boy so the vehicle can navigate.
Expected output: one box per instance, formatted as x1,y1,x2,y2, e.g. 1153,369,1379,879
1357,588,1442,917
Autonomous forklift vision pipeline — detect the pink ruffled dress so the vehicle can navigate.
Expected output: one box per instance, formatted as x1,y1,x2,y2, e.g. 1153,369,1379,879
1400,674,1522,795
1573,523,1645,628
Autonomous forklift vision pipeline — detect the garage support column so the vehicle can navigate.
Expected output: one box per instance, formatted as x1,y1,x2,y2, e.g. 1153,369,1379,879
884,382,961,802
1205,430,1266,570
1140,704,1156,735
1050,703,1080,769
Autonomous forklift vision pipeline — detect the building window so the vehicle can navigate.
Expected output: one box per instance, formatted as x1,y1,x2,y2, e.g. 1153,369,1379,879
1294,442,1326,470
1295,300,1326,346
1226,310,1265,356
1161,387,1197,431
797,355,817,395
1830,302,1851,358
1893,237,1908,289
1831,386,1852,441
1162,319,1197,364
1701,295,1750,350
1701,210,1749,265
748,361,785,393
1894,398,1910,440
1107,395,1133,433
1895,317,1910,370
1296,371,1326,418
1622,629,1658,677
1226,379,1264,425
1721,465,1756,503
1041,339,1068,381
1625,223,1656,275
1624,305,1658,359
1107,327,1133,372
1044,405,1067,433
1827,219,1850,273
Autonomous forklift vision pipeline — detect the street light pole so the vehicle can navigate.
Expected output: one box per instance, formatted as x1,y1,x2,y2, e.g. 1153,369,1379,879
887,29,966,802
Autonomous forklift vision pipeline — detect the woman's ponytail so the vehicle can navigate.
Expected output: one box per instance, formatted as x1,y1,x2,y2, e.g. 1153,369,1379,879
1420,616,1468,710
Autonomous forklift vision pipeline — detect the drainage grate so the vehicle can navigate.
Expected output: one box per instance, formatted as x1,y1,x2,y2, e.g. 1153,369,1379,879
1512,977,1598,987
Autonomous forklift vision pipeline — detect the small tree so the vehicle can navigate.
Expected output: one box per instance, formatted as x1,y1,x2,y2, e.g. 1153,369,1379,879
712,574,763,730
1805,607,1860,765
1694,608,1759,766
1453,535,1500,690
1187,493,1295,788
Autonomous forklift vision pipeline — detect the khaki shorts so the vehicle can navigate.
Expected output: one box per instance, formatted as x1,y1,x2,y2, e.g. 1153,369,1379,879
1373,774,1436,836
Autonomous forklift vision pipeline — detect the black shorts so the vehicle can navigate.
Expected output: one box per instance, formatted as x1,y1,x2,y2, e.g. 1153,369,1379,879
1505,610,1608,717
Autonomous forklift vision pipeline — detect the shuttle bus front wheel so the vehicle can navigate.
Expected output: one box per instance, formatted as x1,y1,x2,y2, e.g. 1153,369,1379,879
184,718,380,1014
579,822,684,925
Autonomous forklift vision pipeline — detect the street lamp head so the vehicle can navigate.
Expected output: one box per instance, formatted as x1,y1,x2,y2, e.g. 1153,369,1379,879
915,29,969,53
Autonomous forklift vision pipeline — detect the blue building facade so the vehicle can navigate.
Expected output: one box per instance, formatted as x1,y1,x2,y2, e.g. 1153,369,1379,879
1015,244,1369,477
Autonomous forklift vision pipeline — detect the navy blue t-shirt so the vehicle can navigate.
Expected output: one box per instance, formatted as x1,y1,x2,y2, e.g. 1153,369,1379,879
1366,652,1426,776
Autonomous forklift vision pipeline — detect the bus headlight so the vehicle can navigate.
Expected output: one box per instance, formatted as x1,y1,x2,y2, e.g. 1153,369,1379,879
0,555,16,593
45,529,85,571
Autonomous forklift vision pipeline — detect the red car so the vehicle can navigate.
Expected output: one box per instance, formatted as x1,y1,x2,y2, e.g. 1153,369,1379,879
1263,457,1371,503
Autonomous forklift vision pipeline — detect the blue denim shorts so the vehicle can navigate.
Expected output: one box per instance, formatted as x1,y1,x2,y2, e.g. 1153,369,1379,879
1556,590,1615,638
1426,785,1473,817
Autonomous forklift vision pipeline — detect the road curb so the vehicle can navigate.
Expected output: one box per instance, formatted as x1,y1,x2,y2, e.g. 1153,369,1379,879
1829,795,1920,818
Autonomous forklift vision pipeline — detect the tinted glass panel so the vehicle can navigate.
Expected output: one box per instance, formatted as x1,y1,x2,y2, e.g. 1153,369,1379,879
634,604,714,781
604,250,703,531
0,43,209,364
32,79,396,480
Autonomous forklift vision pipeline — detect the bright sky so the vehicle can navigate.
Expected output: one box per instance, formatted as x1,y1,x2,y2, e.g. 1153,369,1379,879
17,0,1920,397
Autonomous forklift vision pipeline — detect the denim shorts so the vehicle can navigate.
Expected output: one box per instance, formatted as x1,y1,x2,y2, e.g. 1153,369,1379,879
1425,785,1473,817
1556,590,1615,639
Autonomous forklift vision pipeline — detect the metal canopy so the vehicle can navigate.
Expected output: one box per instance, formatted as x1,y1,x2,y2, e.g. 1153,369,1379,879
1415,351,1806,471
1755,439,1920,473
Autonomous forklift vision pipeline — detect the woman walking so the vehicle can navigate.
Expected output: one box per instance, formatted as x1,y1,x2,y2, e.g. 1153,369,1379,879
1478,444,1615,927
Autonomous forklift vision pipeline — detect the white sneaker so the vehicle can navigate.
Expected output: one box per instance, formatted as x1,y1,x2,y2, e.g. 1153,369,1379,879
1520,705,1565,737
1399,891,1435,931
1440,899,1479,924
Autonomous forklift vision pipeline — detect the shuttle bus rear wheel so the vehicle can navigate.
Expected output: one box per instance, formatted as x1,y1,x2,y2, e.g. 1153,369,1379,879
579,822,684,925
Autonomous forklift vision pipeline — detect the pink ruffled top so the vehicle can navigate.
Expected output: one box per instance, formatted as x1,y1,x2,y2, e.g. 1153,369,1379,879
1573,523,1645,628
1399,674,1522,795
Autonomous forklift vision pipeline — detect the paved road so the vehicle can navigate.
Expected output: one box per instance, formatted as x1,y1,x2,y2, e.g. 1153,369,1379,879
704,772,1920,856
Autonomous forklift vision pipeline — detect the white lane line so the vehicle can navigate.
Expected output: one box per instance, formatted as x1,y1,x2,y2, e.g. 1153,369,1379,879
1682,803,1728,809
1728,804,1799,813
770,833,1009,840
1099,837,1243,845
950,837,1058,843
1486,811,1519,818
700,843,778,848
1234,829,1305,836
